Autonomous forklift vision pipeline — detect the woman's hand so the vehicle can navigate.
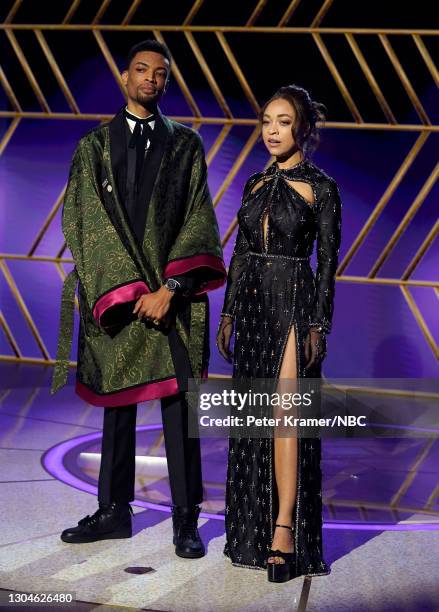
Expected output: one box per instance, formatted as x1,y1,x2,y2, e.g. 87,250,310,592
133,287,173,325
304,328,327,369
216,316,234,362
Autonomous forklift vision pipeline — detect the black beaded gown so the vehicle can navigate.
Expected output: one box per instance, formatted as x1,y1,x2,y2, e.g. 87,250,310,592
221,158,342,576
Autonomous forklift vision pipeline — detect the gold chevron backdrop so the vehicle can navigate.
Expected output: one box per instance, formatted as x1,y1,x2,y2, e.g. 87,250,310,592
0,0,438,369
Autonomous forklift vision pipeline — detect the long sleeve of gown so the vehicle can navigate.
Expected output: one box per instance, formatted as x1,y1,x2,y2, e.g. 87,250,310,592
221,224,250,318
309,178,342,334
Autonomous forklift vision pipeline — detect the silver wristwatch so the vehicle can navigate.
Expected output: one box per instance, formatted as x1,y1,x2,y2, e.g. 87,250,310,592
164,278,182,293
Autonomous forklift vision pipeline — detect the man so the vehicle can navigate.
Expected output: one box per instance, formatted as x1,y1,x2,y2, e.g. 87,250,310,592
51,39,226,558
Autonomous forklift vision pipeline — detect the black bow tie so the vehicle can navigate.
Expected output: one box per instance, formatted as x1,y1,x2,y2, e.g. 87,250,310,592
124,109,155,149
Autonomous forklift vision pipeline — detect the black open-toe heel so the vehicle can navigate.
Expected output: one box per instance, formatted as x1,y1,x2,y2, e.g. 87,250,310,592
267,524,296,583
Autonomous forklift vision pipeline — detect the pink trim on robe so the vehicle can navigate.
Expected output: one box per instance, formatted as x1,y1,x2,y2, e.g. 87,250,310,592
76,378,179,407
164,254,226,295
93,280,150,326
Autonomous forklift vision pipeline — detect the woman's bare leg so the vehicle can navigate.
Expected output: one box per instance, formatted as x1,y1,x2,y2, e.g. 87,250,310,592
268,325,298,564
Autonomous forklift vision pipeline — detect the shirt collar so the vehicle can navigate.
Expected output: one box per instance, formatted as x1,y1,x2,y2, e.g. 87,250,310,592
125,105,156,133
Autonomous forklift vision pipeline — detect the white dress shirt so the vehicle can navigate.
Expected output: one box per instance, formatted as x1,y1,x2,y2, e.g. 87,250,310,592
125,105,155,151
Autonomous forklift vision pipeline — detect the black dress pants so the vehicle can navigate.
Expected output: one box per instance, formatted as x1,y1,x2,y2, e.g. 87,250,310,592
97,326,203,507
97,393,203,507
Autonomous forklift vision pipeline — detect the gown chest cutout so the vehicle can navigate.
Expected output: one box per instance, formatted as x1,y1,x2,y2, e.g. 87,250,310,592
250,176,315,251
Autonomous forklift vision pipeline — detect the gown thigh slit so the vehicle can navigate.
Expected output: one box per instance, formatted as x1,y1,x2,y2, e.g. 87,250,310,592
223,160,341,577
271,323,299,559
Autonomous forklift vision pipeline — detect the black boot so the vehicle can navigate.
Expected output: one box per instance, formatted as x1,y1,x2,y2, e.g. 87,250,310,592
171,505,205,558
60,502,133,544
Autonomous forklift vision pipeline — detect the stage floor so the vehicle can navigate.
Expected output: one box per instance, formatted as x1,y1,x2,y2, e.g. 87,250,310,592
1,363,438,611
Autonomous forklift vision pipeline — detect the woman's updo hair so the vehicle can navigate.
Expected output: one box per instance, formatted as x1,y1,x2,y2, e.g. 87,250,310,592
259,85,326,156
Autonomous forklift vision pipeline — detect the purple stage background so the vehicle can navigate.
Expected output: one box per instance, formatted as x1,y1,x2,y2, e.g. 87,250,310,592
1,52,438,381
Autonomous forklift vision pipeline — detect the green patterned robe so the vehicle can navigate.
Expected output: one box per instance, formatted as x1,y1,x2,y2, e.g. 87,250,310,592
51,108,226,406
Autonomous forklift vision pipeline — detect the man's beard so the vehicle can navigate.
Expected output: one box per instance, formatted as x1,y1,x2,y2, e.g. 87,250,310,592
137,89,157,107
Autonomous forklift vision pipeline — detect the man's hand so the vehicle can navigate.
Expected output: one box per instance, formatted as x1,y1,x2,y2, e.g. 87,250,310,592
133,286,174,324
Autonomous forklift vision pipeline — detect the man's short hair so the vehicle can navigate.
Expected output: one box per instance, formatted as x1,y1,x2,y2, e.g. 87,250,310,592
126,39,172,70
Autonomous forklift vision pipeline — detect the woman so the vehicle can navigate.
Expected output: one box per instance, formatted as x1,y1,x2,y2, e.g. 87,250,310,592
216,85,342,582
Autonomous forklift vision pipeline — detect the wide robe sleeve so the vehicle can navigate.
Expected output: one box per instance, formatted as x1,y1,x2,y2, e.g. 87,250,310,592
61,143,102,313
162,133,226,294
51,138,150,394
51,142,98,395
309,178,342,334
